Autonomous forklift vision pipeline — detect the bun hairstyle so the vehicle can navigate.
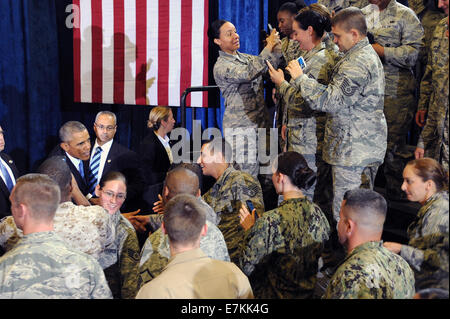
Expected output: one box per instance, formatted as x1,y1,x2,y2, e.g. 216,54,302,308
295,7,332,38
407,158,449,192
276,151,316,191
208,19,228,43
147,106,172,131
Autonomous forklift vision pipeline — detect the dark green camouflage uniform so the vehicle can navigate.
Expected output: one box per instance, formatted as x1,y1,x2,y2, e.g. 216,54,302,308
323,241,415,299
417,18,449,171
240,197,330,298
202,165,264,264
401,191,449,291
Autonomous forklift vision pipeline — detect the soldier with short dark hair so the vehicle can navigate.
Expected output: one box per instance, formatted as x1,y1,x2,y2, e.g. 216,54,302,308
323,188,415,299
281,7,387,231
198,138,265,264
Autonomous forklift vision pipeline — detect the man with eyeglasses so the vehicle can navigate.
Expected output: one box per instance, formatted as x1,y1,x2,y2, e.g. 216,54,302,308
88,111,144,213
0,125,20,220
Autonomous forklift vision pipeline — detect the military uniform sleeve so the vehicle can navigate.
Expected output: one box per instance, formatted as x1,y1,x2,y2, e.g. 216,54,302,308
214,49,281,85
240,214,283,276
91,261,114,299
417,49,434,113
119,228,140,299
292,61,368,114
382,10,423,69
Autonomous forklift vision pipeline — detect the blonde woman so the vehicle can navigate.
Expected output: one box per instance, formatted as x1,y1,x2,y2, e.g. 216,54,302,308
139,106,175,187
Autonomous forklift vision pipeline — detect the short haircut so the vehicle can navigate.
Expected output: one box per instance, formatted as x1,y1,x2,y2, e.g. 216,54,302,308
12,174,61,222
407,158,449,192
331,6,367,36
163,194,206,245
37,156,72,197
59,121,87,143
203,138,233,163
164,167,199,201
279,1,306,15
95,111,117,125
342,188,387,231
98,171,127,190
169,162,203,191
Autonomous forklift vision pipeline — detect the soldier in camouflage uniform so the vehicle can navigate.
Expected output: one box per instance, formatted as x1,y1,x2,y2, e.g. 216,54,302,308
318,0,369,12
283,8,387,224
0,174,112,299
273,2,306,152
137,167,229,288
95,172,140,299
0,156,115,267
362,0,424,200
415,13,449,171
324,189,415,299
198,139,265,264
384,158,449,291
409,0,445,83
239,152,330,298
269,7,339,206
209,20,282,177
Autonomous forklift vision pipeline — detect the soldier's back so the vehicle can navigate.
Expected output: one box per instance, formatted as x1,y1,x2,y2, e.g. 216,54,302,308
0,231,112,299
324,241,415,299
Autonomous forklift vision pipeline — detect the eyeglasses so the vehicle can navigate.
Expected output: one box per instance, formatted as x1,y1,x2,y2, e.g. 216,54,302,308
102,190,126,200
95,123,116,131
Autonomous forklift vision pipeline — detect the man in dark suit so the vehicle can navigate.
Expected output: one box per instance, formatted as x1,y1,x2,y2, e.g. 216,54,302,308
0,125,20,219
49,121,91,197
88,111,144,212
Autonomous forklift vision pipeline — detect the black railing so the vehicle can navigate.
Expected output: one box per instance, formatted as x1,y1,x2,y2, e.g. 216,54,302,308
180,85,219,129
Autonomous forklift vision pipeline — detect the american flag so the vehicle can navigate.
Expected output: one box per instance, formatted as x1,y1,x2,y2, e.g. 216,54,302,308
73,0,209,107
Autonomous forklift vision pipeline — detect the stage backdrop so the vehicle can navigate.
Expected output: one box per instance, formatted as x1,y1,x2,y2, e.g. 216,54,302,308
0,0,270,173
73,0,209,108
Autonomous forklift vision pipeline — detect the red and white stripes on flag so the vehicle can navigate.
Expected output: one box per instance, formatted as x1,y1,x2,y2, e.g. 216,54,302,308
73,0,209,107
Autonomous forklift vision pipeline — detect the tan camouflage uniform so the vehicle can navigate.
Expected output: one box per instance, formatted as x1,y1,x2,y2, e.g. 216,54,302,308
0,231,112,299
99,212,140,299
401,191,449,290
214,48,282,177
202,165,264,264
417,17,449,171
362,0,424,198
240,197,330,298
0,202,115,267
291,37,387,222
323,241,416,299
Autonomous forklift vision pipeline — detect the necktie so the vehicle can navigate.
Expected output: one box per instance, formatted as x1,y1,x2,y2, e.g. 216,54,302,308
88,147,102,195
0,160,14,192
78,160,85,179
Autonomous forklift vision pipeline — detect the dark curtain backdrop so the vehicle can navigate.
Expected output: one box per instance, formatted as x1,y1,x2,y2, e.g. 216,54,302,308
0,0,303,174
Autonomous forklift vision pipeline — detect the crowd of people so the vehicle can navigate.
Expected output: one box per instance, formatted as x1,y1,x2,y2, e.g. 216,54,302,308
0,0,448,299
